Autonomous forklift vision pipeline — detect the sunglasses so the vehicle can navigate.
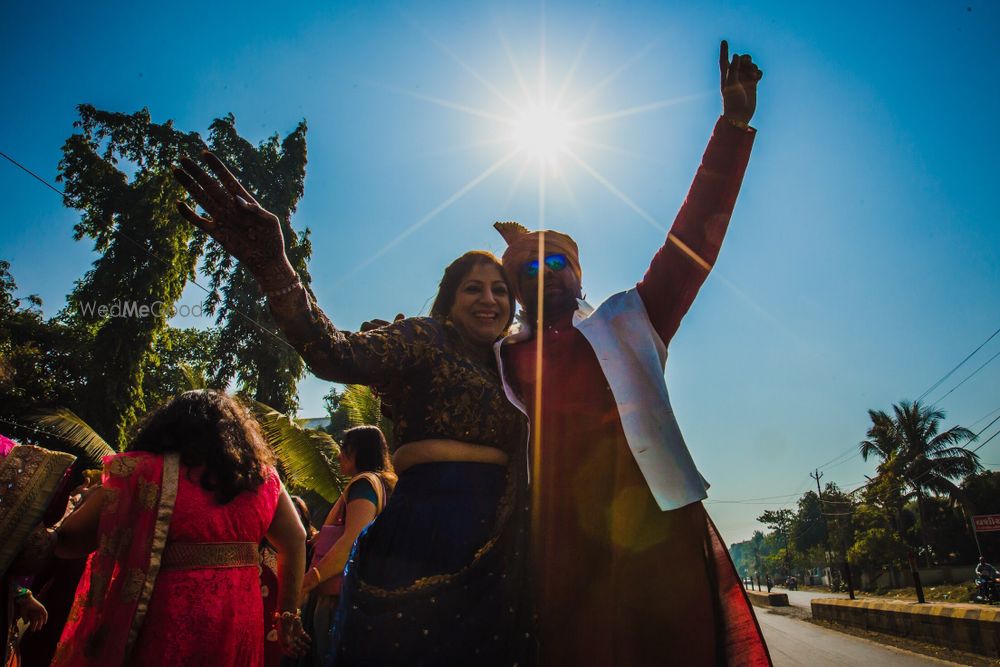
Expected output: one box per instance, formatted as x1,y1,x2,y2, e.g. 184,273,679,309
522,253,568,278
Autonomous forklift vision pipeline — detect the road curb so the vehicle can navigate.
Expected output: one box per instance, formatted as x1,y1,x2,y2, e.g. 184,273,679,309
812,598,1000,658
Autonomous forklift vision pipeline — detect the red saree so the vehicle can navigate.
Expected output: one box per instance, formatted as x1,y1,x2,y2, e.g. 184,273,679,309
53,453,281,667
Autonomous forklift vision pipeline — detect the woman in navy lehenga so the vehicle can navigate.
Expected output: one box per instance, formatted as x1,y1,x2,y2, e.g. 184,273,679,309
173,157,534,667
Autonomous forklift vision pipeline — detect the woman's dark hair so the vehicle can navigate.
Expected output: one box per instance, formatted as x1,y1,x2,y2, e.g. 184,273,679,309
341,425,397,489
429,250,515,330
127,390,274,504
290,494,318,541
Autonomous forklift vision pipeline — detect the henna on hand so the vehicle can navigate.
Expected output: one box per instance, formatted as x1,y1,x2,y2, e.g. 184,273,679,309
173,151,298,290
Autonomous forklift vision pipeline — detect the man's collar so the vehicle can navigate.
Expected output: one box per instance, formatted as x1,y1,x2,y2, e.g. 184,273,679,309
572,297,594,326
507,298,594,339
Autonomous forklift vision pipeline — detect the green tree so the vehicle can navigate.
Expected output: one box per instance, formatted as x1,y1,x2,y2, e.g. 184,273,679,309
323,384,394,445
200,116,312,413
322,386,353,440
791,491,826,554
59,105,206,448
252,402,343,502
0,260,93,445
57,106,314,447
141,326,223,409
859,401,979,565
757,509,795,576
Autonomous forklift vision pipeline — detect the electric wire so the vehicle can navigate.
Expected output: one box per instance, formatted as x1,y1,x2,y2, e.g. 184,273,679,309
1,146,300,357
916,324,1000,402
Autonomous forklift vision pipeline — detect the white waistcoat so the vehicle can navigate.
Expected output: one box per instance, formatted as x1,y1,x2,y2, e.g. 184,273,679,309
495,287,708,511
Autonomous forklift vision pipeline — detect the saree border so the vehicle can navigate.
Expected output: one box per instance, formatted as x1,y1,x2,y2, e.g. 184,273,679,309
0,445,75,576
123,452,179,658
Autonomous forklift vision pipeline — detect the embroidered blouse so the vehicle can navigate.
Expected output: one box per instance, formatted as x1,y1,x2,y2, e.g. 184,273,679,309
268,297,525,453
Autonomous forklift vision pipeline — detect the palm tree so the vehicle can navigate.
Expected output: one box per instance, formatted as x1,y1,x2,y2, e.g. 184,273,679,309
30,408,116,467
32,396,346,504
338,384,393,441
252,403,344,502
859,400,980,565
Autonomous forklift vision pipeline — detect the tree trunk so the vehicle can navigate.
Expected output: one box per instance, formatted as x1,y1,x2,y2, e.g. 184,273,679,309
915,489,933,568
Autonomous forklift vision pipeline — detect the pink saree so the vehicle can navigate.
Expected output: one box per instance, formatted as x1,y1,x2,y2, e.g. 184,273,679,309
53,453,281,667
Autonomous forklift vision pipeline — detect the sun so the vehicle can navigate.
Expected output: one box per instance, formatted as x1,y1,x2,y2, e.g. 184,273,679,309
511,104,574,165
337,26,703,282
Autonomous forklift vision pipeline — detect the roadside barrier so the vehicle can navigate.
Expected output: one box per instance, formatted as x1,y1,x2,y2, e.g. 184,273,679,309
811,598,1000,658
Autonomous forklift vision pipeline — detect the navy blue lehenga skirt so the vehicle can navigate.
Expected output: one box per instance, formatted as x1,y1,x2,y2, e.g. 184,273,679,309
326,461,534,666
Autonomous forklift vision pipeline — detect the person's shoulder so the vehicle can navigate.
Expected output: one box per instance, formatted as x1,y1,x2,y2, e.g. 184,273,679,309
262,465,281,490
103,451,159,479
345,475,378,504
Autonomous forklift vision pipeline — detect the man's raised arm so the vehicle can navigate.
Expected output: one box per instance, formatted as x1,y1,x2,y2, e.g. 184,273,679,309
637,40,762,344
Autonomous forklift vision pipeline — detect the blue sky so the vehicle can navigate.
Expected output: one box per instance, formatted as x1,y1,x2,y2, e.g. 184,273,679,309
2,0,998,542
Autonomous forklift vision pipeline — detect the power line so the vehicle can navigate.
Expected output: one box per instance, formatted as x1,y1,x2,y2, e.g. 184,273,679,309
931,348,1000,405
0,149,78,204
1,146,300,357
817,444,859,471
971,427,1000,454
972,413,1000,441
916,324,1000,402
0,415,104,450
969,405,1000,429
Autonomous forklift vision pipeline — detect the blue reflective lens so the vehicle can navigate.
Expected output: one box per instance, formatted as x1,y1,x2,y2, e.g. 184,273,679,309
522,253,568,277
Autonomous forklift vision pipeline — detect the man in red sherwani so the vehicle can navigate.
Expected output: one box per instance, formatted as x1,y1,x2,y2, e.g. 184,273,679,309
495,41,771,665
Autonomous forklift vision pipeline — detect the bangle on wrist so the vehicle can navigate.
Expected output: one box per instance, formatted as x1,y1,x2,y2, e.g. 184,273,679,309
310,567,321,586
264,278,303,298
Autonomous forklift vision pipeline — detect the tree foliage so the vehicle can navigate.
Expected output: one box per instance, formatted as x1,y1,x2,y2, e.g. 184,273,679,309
858,400,979,564
252,402,343,502
0,261,93,445
200,116,312,413
58,105,206,448
50,106,313,447
324,384,394,445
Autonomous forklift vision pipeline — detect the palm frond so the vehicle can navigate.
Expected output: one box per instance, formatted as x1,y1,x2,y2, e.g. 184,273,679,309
860,409,897,461
178,362,208,390
29,408,115,466
340,384,382,427
927,426,975,453
252,402,343,502
340,384,393,439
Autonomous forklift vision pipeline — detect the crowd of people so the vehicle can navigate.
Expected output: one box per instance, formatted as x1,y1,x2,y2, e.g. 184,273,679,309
3,41,770,665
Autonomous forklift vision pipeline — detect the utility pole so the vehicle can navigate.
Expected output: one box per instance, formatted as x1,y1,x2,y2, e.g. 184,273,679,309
811,469,835,590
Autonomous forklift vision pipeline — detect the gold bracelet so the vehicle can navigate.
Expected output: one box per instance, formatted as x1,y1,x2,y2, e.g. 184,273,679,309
264,279,302,298
273,609,301,622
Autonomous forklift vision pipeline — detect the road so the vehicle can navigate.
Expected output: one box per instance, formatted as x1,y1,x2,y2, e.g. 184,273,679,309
752,588,959,666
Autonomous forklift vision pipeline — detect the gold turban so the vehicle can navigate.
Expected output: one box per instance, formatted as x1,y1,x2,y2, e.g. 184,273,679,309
493,221,581,303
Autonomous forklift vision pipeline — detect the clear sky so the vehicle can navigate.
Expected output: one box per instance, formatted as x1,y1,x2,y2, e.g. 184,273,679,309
2,0,998,542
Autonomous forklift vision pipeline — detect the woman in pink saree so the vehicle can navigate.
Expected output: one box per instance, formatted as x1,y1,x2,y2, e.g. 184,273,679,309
51,390,310,666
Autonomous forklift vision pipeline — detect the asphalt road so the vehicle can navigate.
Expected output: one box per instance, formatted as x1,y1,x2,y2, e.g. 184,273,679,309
755,607,957,666
770,586,849,605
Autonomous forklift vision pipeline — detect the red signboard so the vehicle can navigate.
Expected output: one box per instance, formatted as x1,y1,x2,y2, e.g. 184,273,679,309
973,515,1000,533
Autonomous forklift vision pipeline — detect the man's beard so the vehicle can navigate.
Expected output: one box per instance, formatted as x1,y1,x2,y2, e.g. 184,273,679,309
521,285,579,325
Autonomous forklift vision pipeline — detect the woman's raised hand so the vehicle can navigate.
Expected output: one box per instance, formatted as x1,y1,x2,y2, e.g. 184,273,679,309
174,152,297,290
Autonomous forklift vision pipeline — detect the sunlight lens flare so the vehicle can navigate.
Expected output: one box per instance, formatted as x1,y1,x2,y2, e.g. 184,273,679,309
512,105,573,163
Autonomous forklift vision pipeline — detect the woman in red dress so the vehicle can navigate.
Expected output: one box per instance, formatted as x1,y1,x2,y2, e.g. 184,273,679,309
51,390,310,666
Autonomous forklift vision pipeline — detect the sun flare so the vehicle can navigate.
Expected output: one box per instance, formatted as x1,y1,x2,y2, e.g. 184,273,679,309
511,104,574,164
338,26,705,284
